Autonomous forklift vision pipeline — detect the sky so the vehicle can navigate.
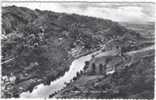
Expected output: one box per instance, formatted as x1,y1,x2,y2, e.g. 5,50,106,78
2,2,155,23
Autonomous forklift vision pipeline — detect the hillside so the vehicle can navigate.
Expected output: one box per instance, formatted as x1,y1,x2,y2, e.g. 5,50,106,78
1,6,154,98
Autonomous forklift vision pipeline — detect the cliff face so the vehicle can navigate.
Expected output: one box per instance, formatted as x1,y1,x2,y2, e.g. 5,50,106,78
1,6,154,98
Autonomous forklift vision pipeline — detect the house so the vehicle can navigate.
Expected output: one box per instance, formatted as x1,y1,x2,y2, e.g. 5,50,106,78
86,55,123,75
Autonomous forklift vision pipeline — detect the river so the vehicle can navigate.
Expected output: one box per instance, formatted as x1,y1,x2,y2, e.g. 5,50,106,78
20,50,100,98
19,45,154,98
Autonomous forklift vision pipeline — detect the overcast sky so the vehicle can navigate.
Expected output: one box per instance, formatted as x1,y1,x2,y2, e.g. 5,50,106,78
2,2,155,23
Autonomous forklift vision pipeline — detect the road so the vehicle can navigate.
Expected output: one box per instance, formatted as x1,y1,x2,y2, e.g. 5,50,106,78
1,57,15,65
126,45,154,55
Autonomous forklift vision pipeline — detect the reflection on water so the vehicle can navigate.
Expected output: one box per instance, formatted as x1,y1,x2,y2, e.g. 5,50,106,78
20,53,94,98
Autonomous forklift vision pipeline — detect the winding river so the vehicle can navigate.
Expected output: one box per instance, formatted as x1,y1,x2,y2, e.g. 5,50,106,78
20,45,154,98
20,50,100,98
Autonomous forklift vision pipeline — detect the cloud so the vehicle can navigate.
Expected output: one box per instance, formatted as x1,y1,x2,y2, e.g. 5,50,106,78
2,2,154,23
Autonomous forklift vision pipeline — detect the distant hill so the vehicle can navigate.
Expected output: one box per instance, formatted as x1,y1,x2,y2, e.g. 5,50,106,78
120,22,155,38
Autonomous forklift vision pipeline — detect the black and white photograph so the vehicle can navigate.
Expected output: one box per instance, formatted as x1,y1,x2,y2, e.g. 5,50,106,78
1,0,155,99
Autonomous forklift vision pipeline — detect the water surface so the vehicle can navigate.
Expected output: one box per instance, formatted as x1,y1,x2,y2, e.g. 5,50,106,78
20,52,96,98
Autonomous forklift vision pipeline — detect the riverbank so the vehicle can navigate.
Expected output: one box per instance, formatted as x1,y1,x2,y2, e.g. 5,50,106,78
53,46,154,99
19,48,96,97
1,56,73,98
